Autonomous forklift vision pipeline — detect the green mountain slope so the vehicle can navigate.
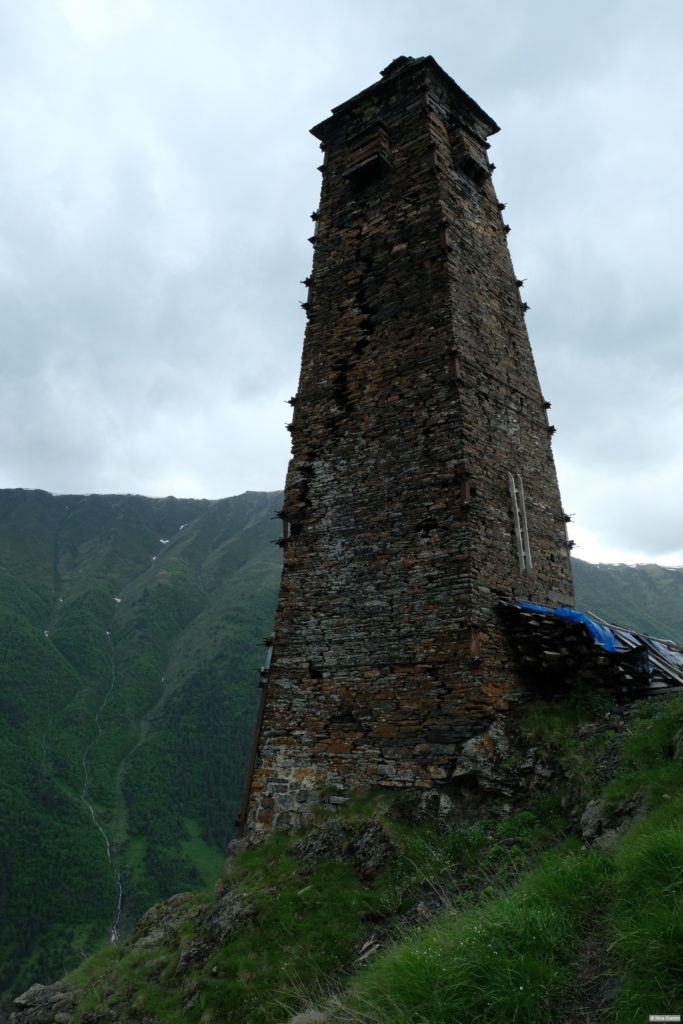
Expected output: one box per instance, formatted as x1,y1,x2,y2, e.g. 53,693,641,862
572,557,683,643
0,489,282,999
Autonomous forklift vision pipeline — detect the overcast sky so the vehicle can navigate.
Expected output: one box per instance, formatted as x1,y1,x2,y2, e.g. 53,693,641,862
1,1,682,566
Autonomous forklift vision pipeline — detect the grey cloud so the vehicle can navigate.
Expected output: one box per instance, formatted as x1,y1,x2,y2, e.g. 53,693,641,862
1,0,682,562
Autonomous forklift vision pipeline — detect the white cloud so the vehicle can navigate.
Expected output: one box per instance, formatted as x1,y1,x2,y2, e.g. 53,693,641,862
57,0,154,42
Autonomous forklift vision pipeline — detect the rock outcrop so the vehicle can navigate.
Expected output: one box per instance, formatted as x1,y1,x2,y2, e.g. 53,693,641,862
9,983,76,1024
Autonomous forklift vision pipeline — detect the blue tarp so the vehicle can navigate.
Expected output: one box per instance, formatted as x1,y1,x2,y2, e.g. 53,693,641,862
514,602,624,653
508,601,683,688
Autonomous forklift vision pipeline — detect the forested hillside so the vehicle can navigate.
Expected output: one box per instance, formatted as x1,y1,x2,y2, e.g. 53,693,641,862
573,558,683,643
0,489,282,1000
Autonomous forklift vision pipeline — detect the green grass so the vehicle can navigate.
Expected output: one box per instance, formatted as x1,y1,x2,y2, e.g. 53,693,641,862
181,819,227,888
335,845,611,1024
609,809,683,1020
603,699,683,1021
203,853,390,1022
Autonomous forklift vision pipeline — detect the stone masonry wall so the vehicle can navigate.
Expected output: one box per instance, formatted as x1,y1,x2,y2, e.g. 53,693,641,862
243,57,574,835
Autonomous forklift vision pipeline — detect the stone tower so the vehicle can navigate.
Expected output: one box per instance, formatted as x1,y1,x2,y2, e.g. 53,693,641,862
240,56,574,835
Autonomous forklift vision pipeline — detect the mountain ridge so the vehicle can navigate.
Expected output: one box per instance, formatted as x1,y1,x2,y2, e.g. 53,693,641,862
572,557,683,643
0,488,282,999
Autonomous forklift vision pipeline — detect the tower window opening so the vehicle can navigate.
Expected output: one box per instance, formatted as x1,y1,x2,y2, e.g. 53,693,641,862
449,349,462,379
345,121,391,184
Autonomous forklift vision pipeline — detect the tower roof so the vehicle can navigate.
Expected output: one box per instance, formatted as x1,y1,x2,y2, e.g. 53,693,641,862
310,55,500,143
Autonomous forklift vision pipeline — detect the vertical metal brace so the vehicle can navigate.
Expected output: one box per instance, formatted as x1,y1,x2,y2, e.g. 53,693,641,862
508,472,525,571
508,473,532,572
517,475,533,571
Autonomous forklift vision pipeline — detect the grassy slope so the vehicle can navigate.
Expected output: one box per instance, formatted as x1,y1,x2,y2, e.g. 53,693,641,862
337,694,683,1024
0,489,282,999
63,690,683,1024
